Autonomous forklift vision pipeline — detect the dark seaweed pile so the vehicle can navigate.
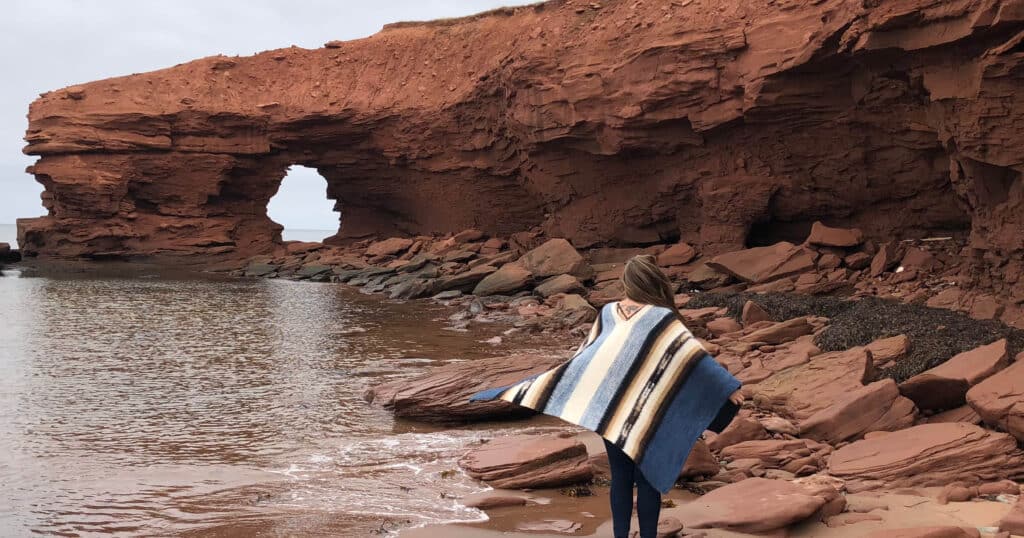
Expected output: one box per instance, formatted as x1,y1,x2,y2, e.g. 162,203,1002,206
687,292,1024,382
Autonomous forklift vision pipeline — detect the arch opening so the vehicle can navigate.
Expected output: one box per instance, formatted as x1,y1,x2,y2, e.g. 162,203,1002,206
267,165,340,243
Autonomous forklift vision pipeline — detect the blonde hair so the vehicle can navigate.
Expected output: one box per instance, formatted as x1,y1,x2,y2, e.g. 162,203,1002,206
621,255,683,320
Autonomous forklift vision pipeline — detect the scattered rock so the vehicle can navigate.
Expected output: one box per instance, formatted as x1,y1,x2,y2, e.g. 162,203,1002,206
431,264,497,293
458,433,593,489
966,358,1024,441
706,317,741,337
515,519,582,533
870,242,902,277
902,247,941,272
999,494,1024,535
806,221,864,247
845,251,872,270
453,229,486,243
759,416,799,436
461,491,529,509
829,423,1024,492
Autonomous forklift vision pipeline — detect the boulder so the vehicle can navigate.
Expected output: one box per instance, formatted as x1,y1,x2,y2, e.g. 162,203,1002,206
720,439,831,476
800,379,917,444
548,293,598,325
364,353,566,422
829,423,1024,492
656,242,697,266
518,238,591,279
472,263,532,296
753,346,874,421
675,478,837,533
867,334,910,367
707,242,815,284
806,221,864,247
966,359,1024,441
740,317,814,345
901,339,1009,404
458,433,593,489
533,274,584,298
680,439,719,478
741,300,772,325
686,263,732,289
366,237,414,257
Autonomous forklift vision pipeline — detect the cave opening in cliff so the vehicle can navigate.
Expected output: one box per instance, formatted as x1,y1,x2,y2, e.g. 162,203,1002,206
267,165,340,242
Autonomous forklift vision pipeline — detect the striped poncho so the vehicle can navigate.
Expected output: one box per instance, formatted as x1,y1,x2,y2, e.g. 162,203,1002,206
469,302,741,493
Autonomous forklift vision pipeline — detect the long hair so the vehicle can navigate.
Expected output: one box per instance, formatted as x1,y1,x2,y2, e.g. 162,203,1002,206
621,254,684,321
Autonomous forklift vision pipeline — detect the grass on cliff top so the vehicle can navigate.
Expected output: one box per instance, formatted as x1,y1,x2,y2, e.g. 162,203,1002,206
686,292,1024,383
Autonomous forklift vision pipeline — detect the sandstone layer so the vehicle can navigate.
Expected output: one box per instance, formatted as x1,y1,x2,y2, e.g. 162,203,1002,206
15,0,1024,286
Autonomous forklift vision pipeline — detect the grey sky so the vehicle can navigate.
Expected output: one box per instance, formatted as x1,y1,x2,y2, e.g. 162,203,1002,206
0,0,534,230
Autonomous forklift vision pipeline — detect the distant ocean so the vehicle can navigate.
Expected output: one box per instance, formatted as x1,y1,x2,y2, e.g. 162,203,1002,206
0,226,336,250
0,224,16,248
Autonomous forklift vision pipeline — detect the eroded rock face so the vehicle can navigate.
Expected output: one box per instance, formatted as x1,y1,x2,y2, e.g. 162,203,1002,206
16,1,1024,266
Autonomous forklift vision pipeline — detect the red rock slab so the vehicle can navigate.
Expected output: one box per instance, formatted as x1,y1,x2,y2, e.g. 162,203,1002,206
863,527,981,538
740,317,814,345
706,317,741,337
920,339,1009,385
720,439,831,476
806,221,864,247
705,416,769,452
364,353,566,422
675,478,835,533
924,405,981,425
898,375,971,412
656,242,697,267
966,359,1024,442
458,433,593,489
472,262,532,296
707,242,816,284
868,334,911,367
461,491,529,509
800,379,917,444
752,346,874,421
829,423,1024,492
826,512,884,527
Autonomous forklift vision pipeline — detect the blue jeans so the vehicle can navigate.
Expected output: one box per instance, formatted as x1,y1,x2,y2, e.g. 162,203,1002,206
603,439,661,538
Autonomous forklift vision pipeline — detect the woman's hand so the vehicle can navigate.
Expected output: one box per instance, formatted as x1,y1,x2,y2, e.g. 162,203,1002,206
728,389,745,406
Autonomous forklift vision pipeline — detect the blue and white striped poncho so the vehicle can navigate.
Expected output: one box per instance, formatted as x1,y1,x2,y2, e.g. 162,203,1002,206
469,302,741,494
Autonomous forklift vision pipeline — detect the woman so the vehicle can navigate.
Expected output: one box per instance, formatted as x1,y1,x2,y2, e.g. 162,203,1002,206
470,254,743,538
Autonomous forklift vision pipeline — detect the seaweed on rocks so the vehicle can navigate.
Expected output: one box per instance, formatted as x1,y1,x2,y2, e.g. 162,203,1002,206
687,292,1024,382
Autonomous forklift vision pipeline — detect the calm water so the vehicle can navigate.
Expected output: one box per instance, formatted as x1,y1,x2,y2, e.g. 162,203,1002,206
0,265,562,537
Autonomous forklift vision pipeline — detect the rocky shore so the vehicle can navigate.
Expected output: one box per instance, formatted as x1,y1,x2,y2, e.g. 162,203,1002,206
220,222,1024,536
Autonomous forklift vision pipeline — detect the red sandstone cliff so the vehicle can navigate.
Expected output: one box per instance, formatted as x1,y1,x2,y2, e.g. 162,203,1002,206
16,0,1024,265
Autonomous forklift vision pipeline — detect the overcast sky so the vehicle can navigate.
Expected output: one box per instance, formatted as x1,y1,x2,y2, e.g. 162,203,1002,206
0,0,533,231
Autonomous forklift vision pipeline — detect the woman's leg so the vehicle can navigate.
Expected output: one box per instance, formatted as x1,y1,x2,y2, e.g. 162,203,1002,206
602,439,635,538
634,469,662,538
